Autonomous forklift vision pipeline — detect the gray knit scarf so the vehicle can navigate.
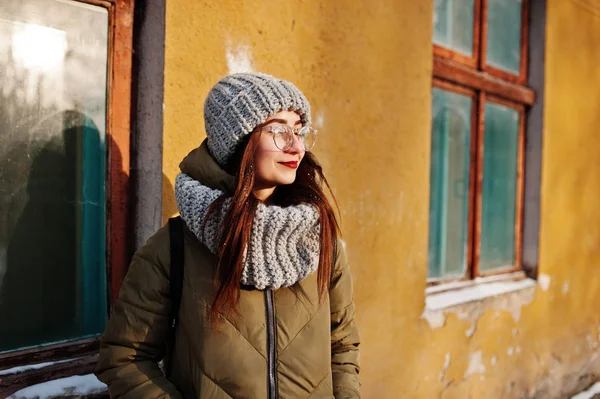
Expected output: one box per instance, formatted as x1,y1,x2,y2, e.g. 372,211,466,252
175,173,321,290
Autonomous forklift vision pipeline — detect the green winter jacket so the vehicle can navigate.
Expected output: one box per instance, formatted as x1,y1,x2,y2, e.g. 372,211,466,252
95,143,360,398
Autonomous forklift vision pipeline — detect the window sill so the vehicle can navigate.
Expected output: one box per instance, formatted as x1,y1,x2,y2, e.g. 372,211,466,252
0,339,99,397
422,272,537,333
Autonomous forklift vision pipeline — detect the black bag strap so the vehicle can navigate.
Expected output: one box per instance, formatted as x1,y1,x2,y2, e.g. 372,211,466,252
166,216,184,379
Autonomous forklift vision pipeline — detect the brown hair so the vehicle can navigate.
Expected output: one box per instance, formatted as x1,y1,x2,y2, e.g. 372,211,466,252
206,130,339,323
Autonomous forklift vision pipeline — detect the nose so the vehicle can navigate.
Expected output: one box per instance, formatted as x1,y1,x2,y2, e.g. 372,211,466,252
285,134,304,154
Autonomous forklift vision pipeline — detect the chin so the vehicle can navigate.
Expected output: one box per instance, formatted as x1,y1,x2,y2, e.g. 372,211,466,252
274,173,297,186
275,178,296,186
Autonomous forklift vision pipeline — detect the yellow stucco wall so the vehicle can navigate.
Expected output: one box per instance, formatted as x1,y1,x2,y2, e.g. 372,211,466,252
163,0,600,397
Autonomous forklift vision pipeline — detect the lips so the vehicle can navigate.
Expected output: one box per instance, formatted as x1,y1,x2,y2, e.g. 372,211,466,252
279,161,299,169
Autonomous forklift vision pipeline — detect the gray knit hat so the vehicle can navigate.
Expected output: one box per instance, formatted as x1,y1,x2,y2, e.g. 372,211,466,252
204,72,311,167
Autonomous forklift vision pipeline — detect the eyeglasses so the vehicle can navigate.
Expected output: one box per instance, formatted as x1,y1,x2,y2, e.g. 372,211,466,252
263,124,317,152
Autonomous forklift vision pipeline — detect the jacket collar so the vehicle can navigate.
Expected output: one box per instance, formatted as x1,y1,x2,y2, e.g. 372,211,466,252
179,139,236,195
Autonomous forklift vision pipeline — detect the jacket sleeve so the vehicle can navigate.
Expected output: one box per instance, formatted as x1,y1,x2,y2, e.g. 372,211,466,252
329,240,361,399
95,227,183,399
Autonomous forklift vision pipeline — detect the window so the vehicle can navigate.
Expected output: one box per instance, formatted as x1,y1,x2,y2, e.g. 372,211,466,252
428,0,534,282
0,0,133,393
0,0,109,352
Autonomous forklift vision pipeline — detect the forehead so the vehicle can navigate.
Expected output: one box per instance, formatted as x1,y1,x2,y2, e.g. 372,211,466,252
264,110,301,124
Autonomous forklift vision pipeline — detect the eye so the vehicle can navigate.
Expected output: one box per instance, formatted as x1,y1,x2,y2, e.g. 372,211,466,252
270,125,288,134
298,126,312,137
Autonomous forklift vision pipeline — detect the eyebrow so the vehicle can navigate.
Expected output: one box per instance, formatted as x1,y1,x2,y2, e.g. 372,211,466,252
265,118,302,126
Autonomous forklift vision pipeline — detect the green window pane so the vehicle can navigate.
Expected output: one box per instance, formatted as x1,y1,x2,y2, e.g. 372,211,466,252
428,88,472,279
486,0,522,74
479,102,519,273
433,0,475,56
0,0,109,352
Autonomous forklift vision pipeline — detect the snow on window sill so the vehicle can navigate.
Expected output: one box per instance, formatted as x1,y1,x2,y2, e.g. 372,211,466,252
0,358,81,376
6,374,106,399
422,272,538,333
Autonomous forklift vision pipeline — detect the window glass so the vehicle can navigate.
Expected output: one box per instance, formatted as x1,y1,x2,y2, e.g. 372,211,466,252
486,0,522,74
479,102,519,273
433,0,476,56
0,0,109,352
428,88,472,279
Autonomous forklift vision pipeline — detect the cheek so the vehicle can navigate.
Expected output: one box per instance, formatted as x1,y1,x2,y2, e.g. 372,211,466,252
253,151,276,180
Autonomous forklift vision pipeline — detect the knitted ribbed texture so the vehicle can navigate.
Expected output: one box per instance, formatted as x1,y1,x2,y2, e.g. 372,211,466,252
175,173,320,290
204,73,311,168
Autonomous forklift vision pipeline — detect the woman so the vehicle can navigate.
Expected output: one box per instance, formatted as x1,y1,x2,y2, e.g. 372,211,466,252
95,73,360,398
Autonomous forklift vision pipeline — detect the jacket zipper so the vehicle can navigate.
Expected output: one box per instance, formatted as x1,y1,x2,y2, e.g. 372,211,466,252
265,289,279,399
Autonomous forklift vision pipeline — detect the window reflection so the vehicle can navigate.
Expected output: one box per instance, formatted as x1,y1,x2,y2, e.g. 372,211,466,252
12,23,68,71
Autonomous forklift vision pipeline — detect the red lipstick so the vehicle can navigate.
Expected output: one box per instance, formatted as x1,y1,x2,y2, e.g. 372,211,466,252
279,161,298,169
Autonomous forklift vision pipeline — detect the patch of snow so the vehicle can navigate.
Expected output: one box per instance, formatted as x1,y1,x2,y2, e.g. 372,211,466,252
225,42,253,74
562,281,570,295
507,347,514,356
8,374,106,399
491,355,497,366
426,272,525,295
464,350,486,378
571,382,600,399
425,279,537,310
538,273,551,291
0,358,79,376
